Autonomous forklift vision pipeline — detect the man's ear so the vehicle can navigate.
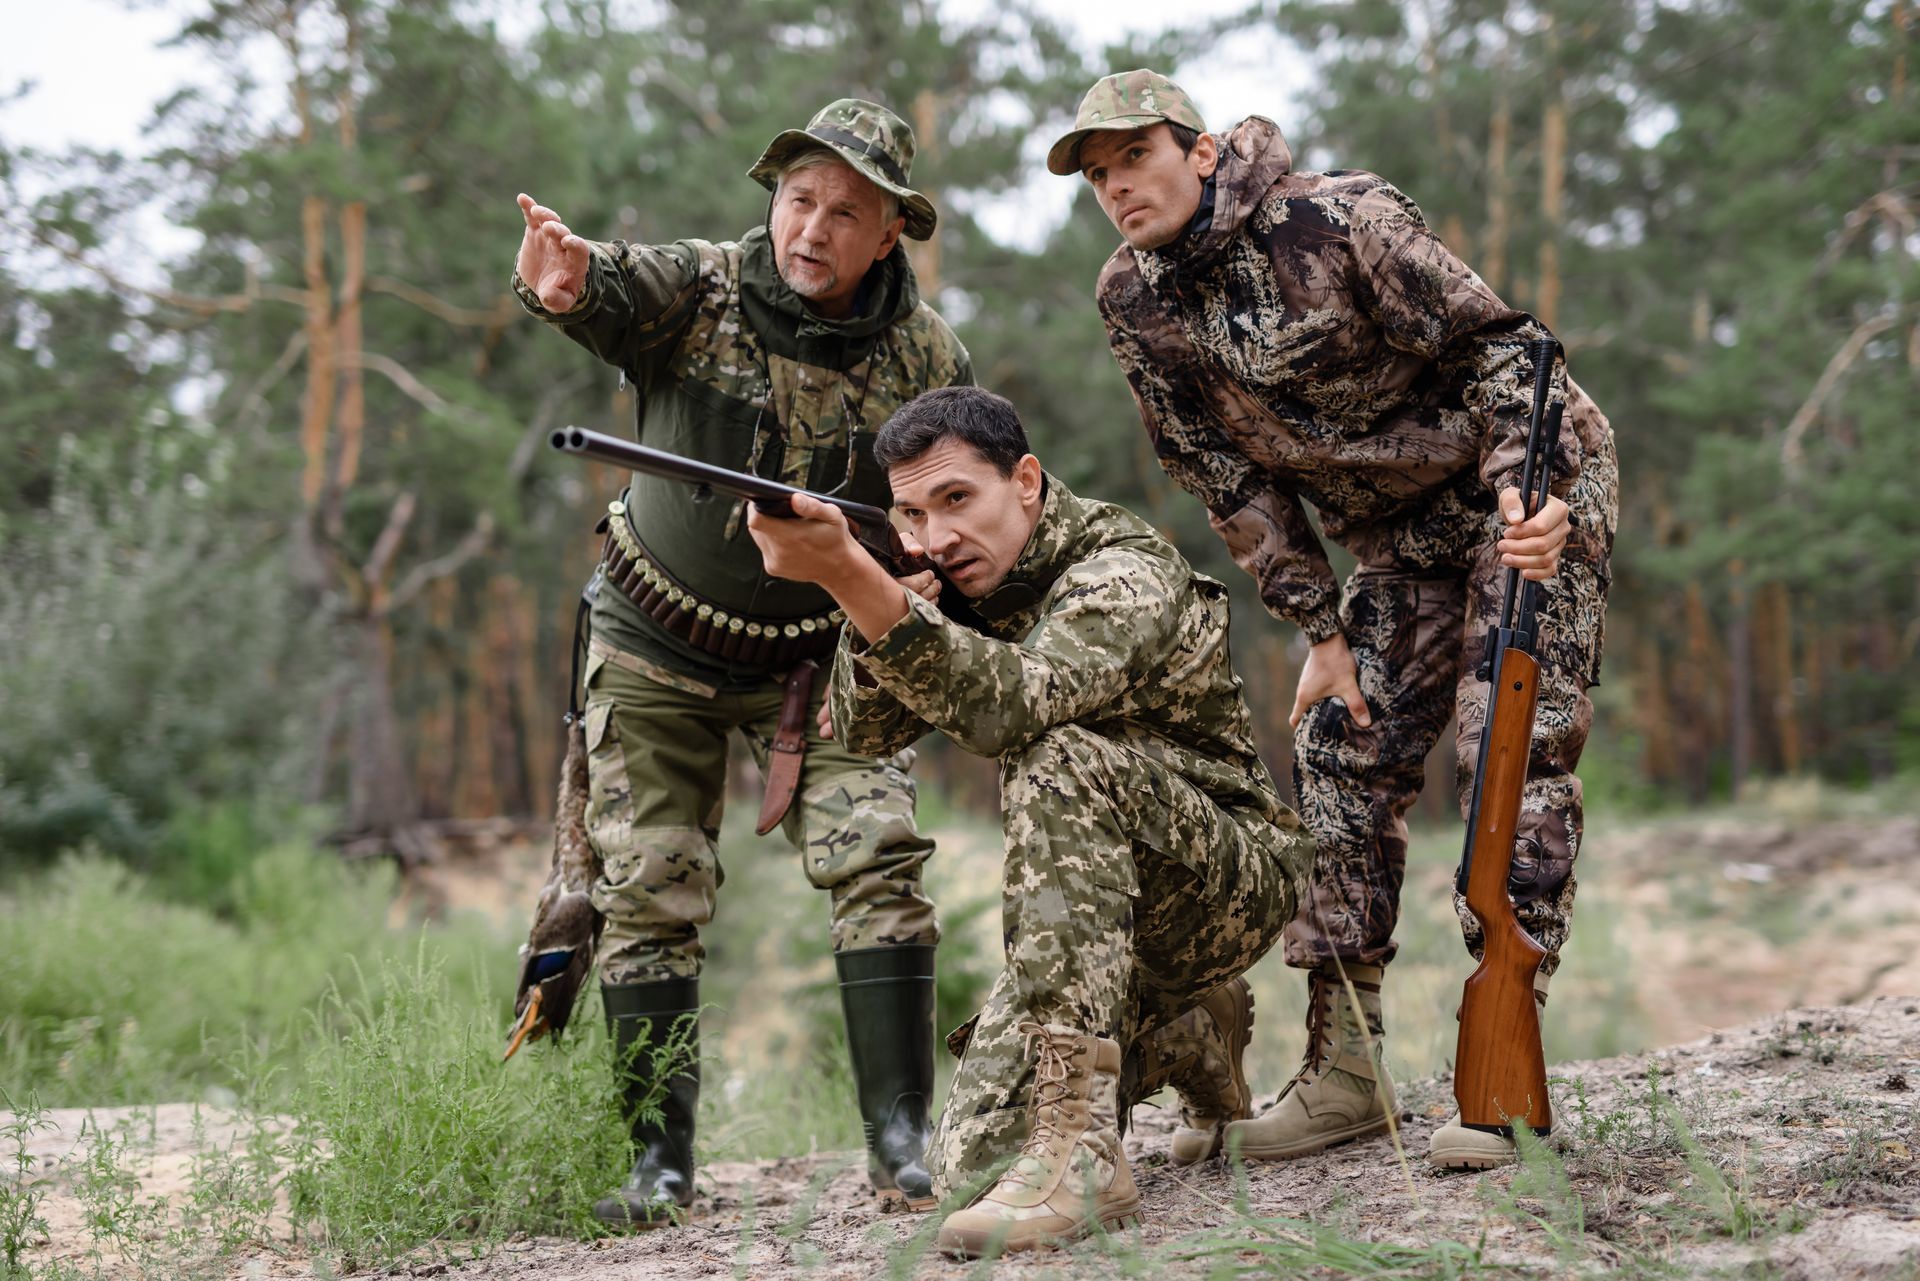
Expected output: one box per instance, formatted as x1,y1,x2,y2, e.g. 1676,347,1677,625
1016,454,1044,507
1193,131,1219,180
874,216,906,263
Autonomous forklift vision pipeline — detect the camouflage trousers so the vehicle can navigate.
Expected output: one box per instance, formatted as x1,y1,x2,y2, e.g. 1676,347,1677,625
581,645,939,984
930,725,1310,1192
1284,434,1619,977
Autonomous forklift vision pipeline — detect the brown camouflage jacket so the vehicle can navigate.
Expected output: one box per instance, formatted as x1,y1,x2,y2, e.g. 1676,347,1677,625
1096,117,1611,644
828,477,1288,826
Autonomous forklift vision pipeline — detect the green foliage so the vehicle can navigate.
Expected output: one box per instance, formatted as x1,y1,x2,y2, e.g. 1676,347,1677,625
0,1093,54,1277
0,843,394,1106
283,943,642,1270
0,433,317,865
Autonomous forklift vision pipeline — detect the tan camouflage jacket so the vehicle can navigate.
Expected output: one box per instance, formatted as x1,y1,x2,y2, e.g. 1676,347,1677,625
1096,117,1611,644
828,477,1286,824
516,228,971,685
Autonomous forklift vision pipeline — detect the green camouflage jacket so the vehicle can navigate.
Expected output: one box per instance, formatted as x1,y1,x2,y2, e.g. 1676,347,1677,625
516,227,971,686
828,477,1285,825
1096,117,1613,645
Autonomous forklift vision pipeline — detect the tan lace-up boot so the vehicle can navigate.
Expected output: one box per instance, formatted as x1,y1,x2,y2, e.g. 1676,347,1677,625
1131,978,1256,1165
1224,962,1394,1160
937,1024,1142,1257
1429,972,1552,1171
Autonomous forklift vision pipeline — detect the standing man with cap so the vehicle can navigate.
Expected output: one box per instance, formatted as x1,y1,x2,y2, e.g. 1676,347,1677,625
511,99,971,1227
1050,70,1618,1171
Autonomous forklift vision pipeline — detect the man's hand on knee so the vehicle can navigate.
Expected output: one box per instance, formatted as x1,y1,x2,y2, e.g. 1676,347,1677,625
1290,633,1372,730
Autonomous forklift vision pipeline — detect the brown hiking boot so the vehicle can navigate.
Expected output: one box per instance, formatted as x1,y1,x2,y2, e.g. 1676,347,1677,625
1131,977,1256,1164
1224,962,1395,1160
937,1024,1142,1257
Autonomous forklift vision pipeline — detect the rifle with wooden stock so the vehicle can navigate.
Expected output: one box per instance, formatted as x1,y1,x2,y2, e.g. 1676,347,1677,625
1452,337,1565,1138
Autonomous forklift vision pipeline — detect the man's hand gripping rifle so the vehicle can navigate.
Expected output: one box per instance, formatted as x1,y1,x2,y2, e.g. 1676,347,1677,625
552,425,963,594
503,426,974,1061
1451,338,1564,1138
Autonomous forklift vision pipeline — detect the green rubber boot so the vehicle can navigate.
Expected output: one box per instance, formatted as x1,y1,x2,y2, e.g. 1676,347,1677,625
837,945,938,1211
593,978,699,1229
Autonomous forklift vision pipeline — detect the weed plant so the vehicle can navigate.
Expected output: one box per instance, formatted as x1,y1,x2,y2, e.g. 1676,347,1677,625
283,941,653,1271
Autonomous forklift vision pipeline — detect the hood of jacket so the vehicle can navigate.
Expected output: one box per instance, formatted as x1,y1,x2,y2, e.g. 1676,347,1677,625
738,224,920,367
1145,115,1295,275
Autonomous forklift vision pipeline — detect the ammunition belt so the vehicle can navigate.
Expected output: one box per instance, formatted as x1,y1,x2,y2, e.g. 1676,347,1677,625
600,500,842,669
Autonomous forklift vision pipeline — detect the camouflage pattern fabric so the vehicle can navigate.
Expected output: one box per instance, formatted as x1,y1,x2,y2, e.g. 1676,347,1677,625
827,479,1312,1190
1088,111,1618,975
1285,434,1616,974
747,98,938,240
580,648,938,985
1046,69,1211,175
1096,115,1612,647
515,223,969,686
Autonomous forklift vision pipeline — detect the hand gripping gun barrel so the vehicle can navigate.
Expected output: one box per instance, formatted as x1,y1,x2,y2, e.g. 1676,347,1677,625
1451,337,1564,1138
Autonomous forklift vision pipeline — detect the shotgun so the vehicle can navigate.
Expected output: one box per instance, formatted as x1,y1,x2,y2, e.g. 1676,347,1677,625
552,425,929,577
1451,337,1564,1138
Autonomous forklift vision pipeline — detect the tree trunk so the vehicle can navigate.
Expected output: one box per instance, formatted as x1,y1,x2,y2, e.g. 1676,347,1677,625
1726,560,1753,798
346,612,419,837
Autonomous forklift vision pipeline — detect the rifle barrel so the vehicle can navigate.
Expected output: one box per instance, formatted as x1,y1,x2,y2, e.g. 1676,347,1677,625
549,426,892,531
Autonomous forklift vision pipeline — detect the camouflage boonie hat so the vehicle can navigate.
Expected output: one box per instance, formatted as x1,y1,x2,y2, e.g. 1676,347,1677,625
748,98,937,240
1046,69,1209,176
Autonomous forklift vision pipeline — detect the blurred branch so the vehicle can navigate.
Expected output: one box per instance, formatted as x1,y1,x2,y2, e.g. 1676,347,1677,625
29,226,306,316
1815,188,1917,277
638,63,729,136
1781,311,1898,474
386,514,496,616
339,351,449,413
362,491,418,598
367,276,518,328
506,373,595,481
1551,327,1694,375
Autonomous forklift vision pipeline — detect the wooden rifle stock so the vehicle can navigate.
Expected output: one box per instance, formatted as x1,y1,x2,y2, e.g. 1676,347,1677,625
1452,337,1563,1137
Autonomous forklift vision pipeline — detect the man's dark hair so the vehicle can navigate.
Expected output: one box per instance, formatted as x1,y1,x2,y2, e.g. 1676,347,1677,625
874,386,1031,477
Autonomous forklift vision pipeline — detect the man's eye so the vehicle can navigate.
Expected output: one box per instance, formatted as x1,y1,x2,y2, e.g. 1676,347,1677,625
1087,168,1104,184
1129,147,1146,160
948,493,966,507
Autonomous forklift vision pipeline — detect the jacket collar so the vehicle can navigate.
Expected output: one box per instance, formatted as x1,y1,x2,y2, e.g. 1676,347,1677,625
970,475,1094,628
1136,116,1295,284
738,225,918,366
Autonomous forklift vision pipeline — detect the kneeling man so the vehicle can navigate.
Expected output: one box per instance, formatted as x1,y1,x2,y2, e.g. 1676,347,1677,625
746,386,1311,1254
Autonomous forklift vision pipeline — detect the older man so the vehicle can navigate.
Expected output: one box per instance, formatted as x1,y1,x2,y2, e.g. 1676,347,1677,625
512,99,971,1227
1052,70,1618,1171
747,387,1309,1254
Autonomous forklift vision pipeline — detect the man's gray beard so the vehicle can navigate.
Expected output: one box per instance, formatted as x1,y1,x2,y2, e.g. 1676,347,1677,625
779,248,837,299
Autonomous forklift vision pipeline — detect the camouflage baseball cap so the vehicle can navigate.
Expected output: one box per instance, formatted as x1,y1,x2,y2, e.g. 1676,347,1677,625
1046,69,1209,176
748,98,936,240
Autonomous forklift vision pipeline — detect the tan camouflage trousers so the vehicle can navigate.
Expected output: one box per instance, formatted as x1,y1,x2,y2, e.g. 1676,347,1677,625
581,647,939,984
1283,436,1618,978
929,725,1309,1192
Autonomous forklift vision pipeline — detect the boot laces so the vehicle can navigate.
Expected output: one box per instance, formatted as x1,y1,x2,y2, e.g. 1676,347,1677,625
1289,973,1336,1085
1006,1023,1079,1188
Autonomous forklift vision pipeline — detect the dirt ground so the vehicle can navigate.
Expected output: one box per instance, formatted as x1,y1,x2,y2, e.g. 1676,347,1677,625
13,807,1920,1279
15,997,1917,1278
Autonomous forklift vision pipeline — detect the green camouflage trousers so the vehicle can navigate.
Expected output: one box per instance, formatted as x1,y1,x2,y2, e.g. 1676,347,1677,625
582,647,939,984
929,725,1309,1192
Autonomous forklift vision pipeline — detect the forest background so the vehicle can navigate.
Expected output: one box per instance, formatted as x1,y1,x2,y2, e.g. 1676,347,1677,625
3,0,1916,858
1,0,1917,1272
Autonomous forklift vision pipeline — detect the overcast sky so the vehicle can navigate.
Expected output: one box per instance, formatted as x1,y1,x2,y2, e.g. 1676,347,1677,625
3,0,1307,251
